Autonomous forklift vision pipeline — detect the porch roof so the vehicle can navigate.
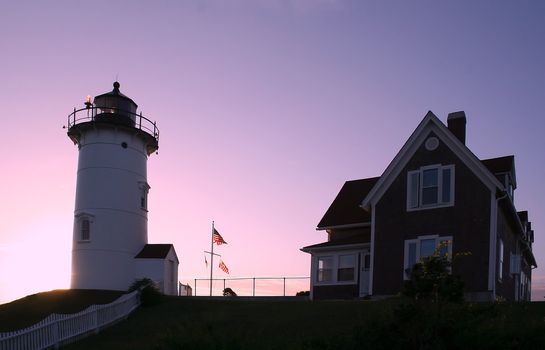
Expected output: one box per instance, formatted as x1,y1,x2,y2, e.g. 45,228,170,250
301,235,369,252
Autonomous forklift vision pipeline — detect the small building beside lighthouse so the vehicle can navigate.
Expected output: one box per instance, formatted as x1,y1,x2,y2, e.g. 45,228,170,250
67,82,178,295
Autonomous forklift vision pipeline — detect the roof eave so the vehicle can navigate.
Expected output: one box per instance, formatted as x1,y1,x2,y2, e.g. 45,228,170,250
301,242,370,253
316,222,371,231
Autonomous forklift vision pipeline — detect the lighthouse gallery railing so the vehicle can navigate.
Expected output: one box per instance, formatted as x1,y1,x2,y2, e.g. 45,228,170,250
67,106,160,143
0,290,140,350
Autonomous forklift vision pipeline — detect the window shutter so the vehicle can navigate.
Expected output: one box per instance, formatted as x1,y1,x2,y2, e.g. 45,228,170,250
441,168,451,203
408,171,419,208
510,254,521,275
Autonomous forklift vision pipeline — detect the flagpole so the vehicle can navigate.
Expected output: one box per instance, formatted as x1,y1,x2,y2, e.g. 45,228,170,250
210,220,214,296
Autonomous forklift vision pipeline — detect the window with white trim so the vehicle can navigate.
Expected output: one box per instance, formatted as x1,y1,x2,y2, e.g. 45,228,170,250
407,165,454,210
337,255,356,282
404,235,452,279
139,182,150,211
315,252,362,285
76,213,94,242
498,238,504,282
317,256,333,282
81,219,90,241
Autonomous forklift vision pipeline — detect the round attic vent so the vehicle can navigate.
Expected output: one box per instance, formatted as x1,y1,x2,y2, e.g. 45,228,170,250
425,137,439,151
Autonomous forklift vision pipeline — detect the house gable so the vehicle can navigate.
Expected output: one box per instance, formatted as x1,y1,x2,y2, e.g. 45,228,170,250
372,130,493,295
361,111,503,210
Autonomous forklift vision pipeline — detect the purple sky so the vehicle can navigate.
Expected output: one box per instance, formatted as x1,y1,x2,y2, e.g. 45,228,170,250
0,0,544,302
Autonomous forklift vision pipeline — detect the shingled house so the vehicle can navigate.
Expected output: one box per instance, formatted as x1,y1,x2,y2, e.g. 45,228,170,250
302,111,536,302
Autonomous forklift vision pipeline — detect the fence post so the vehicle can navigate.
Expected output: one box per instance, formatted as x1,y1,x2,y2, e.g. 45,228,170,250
194,279,197,296
253,278,256,297
223,279,226,292
94,307,99,334
283,278,286,296
53,320,60,349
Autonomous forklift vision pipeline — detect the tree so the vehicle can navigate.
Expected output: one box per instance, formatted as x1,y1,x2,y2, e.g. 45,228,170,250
402,251,464,303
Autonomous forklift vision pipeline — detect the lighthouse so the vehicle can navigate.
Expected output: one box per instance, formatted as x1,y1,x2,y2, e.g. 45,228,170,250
67,82,178,294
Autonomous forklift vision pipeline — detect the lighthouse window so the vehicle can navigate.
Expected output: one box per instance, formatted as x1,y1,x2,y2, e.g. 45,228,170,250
81,219,90,241
139,182,150,211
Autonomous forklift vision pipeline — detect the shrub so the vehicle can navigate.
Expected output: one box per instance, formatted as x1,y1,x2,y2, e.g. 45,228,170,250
402,254,464,303
129,278,162,306
295,291,310,296
223,288,237,296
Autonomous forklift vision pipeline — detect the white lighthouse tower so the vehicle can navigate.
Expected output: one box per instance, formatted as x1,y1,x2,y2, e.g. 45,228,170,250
67,82,178,293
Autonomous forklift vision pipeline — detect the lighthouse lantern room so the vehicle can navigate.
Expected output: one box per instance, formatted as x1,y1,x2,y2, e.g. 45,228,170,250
66,82,178,294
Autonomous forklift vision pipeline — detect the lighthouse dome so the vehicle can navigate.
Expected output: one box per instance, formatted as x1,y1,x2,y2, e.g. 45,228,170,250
93,82,138,127
67,82,159,155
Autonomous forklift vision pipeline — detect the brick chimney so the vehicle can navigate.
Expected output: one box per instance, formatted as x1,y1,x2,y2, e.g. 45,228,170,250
447,111,466,144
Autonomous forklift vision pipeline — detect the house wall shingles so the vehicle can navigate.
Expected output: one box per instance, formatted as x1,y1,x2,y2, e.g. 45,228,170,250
495,206,519,301
329,227,371,242
373,134,491,296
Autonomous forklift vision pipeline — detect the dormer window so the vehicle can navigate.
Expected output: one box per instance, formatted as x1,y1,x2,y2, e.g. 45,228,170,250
407,164,454,210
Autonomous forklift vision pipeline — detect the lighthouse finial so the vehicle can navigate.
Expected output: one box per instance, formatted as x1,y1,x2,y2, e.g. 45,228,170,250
113,81,120,90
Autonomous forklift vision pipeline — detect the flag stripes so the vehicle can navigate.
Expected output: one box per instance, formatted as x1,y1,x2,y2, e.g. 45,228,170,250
219,260,229,274
213,228,227,245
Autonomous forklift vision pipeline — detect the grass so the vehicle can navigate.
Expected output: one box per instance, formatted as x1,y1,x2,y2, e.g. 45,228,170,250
0,289,125,332
61,297,545,350
3,293,545,349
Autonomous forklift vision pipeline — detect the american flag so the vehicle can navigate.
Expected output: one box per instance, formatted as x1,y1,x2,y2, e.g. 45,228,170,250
219,260,230,274
213,228,227,245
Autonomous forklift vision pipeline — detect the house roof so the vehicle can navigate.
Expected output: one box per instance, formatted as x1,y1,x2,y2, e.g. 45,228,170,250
317,177,379,229
481,155,514,174
481,155,516,187
517,211,528,223
301,235,369,252
134,244,175,259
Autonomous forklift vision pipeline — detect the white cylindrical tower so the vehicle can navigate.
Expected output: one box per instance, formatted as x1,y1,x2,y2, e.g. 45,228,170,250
67,82,159,291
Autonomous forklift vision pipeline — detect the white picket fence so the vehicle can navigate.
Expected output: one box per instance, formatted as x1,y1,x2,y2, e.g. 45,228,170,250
0,290,140,350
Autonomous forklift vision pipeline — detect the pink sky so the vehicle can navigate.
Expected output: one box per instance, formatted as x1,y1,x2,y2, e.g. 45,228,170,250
0,1,544,303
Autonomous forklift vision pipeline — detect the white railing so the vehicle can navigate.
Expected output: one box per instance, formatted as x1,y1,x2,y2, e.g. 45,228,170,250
0,290,140,350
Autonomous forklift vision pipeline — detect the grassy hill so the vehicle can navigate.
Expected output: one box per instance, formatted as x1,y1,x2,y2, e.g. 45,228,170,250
3,292,545,349
0,289,124,332
60,296,545,350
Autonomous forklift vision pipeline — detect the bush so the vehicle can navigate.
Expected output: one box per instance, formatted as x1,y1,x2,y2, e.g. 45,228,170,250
223,288,237,296
402,253,464,303
129,278,163,306
295,291,310,296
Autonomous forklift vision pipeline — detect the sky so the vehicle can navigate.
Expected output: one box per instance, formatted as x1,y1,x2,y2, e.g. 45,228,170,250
0,0,544,303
